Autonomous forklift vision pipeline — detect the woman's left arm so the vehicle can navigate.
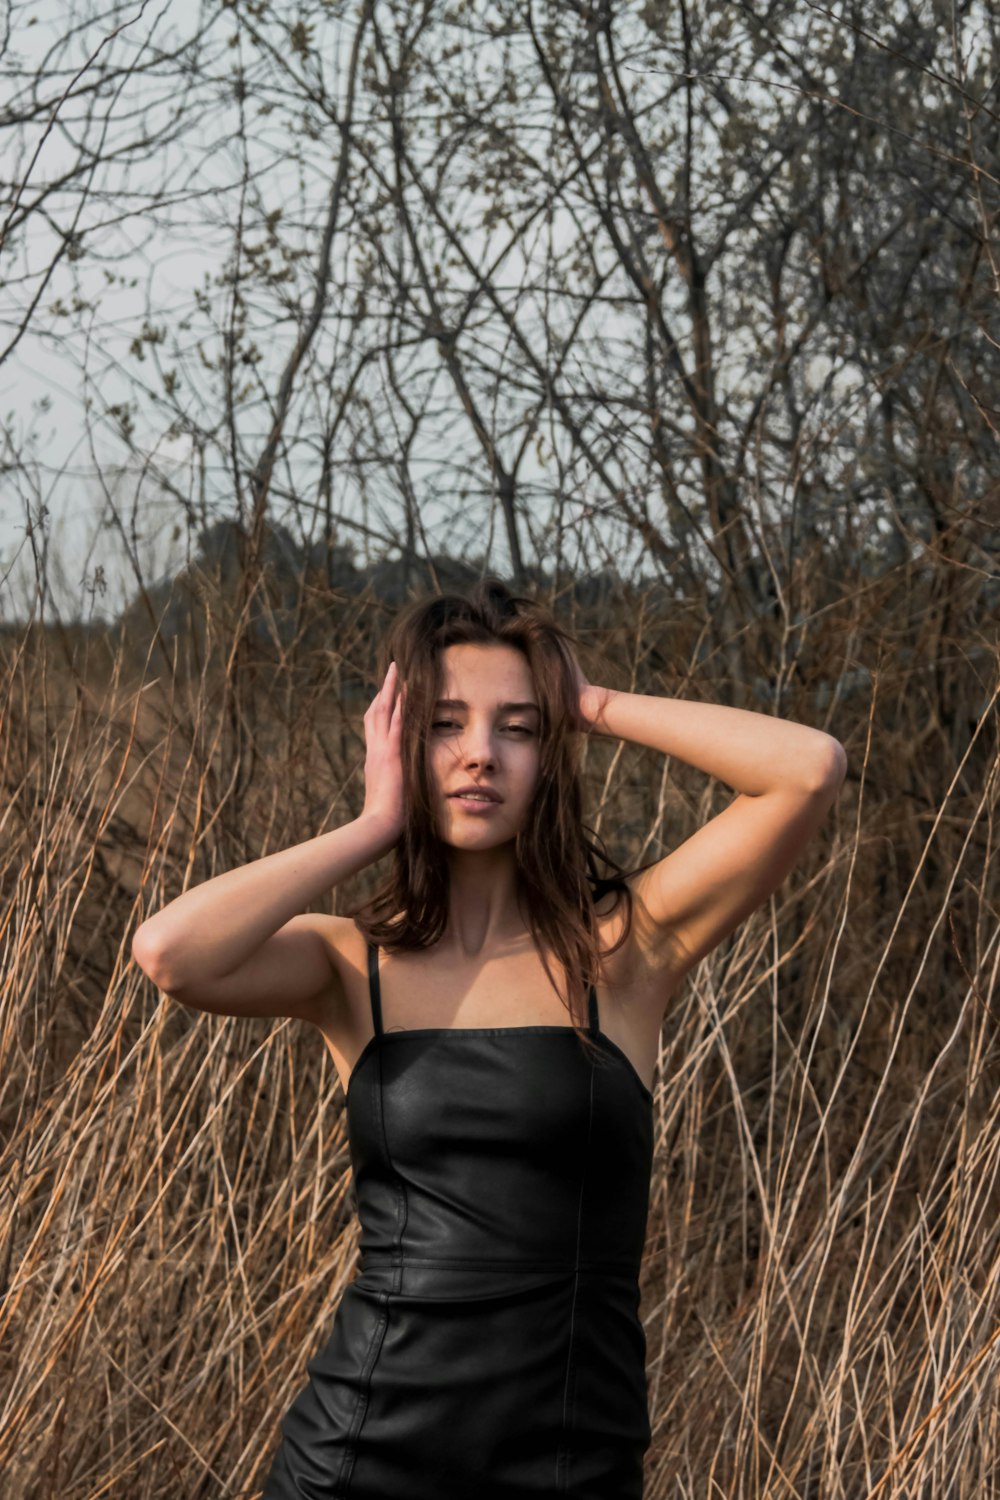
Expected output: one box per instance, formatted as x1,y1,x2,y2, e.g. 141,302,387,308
574,672,847,990
578,683,846,794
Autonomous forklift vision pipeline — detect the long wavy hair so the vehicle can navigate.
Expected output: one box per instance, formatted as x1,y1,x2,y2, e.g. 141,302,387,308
347,577,641,1064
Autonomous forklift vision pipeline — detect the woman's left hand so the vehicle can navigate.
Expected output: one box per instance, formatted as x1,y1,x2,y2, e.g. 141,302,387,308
567,653,611,735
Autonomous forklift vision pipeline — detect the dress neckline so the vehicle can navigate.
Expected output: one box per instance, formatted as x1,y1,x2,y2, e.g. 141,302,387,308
345,1025,653,1105
346,940,654,1104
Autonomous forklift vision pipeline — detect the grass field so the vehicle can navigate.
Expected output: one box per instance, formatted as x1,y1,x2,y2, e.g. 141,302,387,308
1,562,998,1498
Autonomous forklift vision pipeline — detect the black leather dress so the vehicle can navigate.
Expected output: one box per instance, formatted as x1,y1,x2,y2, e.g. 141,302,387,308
261,929,654,1499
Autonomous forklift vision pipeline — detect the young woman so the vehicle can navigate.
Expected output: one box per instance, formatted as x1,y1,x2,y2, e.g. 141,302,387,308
132,578,846,1498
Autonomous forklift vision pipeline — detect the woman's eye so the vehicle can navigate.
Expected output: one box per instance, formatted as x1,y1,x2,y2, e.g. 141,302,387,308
431,721,532,735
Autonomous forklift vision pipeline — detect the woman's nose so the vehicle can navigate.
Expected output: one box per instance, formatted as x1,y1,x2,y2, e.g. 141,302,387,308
459,733,496,768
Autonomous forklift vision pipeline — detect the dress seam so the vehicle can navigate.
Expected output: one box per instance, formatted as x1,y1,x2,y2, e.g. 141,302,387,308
337,1033,406,1497
357,1253,636,1273
334,1296,389,1497
557,1058,596,1492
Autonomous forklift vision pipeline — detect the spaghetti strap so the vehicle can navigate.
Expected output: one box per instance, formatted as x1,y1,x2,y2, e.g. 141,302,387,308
367,940,384,1037
587,979,599,1035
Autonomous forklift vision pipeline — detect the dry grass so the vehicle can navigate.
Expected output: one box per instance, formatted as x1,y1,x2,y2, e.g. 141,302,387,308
1,551,998,1498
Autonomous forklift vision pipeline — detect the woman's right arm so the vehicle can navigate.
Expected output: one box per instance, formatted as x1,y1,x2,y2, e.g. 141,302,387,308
131,813,399,1023
131,660,406,1025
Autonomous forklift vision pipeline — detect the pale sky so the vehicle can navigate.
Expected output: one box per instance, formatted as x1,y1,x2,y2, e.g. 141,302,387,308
2,0,901,625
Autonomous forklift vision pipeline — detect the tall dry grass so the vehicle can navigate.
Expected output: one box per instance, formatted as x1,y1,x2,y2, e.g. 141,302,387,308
1,542,998,1498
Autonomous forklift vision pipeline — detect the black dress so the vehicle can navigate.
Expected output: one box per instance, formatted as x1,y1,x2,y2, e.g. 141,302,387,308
261,930,654,1499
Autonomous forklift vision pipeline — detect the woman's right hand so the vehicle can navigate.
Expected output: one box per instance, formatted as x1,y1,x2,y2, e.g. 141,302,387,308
361,660,406,840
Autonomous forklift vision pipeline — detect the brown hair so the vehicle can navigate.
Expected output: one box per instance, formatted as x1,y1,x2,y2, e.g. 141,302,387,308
347,577,640,1064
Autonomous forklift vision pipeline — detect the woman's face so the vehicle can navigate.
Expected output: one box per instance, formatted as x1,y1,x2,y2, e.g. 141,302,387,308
427,643,541,845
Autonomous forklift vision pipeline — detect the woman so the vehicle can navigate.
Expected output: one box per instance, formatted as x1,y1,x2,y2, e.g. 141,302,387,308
132,578,846,1498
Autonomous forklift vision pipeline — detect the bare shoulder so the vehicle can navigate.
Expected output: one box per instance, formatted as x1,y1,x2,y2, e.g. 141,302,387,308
312,913,368,1009
593,874,688,1021
311,911,387,1036
309,912,398,1093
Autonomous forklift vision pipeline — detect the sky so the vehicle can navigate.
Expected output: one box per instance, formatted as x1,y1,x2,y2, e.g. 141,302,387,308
2,0,607,622
2,0,904,626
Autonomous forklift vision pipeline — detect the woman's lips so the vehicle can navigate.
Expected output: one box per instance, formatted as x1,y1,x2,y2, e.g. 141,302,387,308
449,795,502,814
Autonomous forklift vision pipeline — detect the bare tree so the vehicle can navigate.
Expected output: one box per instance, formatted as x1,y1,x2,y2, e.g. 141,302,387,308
2,2,999,1495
